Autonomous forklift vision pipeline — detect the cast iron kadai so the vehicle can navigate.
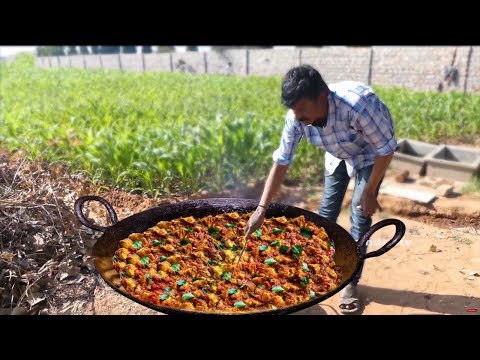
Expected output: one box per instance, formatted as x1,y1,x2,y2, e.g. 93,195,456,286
74,195,405,315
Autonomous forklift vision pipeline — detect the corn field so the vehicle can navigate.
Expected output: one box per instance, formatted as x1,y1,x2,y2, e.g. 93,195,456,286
1,54,479,197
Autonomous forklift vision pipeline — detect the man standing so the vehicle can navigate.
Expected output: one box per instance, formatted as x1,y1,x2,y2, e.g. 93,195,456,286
244,64,398,314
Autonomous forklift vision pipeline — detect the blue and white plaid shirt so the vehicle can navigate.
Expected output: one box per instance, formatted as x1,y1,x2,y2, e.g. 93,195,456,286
272,81,398,176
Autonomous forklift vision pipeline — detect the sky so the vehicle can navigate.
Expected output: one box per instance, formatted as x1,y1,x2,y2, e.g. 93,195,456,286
0,46,36,57
0,46,212,58
0,46,295,58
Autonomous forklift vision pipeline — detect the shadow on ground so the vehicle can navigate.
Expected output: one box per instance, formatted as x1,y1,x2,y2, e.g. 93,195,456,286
293,285,480,315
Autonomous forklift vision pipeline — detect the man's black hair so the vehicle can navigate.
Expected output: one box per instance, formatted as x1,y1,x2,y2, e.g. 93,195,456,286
281,64,329,108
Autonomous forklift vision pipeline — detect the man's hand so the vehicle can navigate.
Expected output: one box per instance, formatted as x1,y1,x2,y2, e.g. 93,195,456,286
357,191,382,217
244,207,267,239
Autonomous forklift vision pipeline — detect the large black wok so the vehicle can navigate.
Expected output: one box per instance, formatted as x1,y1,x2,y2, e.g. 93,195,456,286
74,196,405,315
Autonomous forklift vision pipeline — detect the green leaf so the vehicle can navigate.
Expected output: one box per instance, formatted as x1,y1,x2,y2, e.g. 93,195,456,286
112,255,119,263
239,284,246,289
228,288,238,295
120,271,126,278
182,292,195,300
209,226,220,238
184,227,193,233
257,284,265,289
300,276,310,288
279,244,289,254
153,239,165,246
300,227,313,239
165,287,172,292
259,245,268,252
145,273,151,280
272,285,284,293
302,262,310,272
177,279,186,286
180,238,190,246
160,294,169,301
270,240,280,247
234,301,246,308
171,263,181,272
272,228,284,234
292,245,304,259
133,240,143,249
160,256,168,262
218,242,227,250
264,258,277,265
225,223,237,228
222,272,232,281
310,290,316,298
232,245,238,251
253,229,262,238
140,256,150,266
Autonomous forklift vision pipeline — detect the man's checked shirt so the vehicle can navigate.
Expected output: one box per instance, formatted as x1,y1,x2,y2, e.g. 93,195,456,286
272,81,398,177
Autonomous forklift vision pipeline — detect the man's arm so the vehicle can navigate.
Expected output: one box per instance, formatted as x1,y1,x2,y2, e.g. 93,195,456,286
359,152,394,217
244,163,289,238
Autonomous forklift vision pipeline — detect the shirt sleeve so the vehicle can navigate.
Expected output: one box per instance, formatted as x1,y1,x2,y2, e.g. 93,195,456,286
355,94,398,156
272,112,303,166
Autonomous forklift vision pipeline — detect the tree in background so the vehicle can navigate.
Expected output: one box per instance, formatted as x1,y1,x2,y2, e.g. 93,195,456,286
66,46,78,55
186,46,198,51
79,46,90,54
156,46,175,53
36,47,47,56
212,46,274,51
36,46,66,56
122,46,137,53
100,46,120,54
52,46,66,56
141,46,153,53
91,46,101,54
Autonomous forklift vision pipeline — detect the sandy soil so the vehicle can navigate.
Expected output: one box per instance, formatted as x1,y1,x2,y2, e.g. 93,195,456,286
74,172,480,316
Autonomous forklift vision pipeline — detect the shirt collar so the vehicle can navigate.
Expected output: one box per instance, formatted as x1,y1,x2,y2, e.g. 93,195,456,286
325,90,336,127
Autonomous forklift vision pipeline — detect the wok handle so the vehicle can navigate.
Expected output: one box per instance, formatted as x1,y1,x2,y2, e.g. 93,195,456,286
74,195,118,232
357,218,406,259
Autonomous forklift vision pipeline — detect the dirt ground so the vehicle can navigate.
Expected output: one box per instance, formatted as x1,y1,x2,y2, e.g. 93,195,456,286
73,172,480,316
2,148,477,316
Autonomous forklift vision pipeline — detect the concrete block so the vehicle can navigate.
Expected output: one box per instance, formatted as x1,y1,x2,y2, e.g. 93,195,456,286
426,145,480,182
390,139,440,176
435,184,454,197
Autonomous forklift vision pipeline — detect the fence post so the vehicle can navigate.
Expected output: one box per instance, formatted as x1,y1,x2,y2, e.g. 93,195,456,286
83,55,87,70
142,52,146,72
464,46,473,93
204,52,208,74
298,48,302,65
99,55,103,69
169,53,173,72
68,55,72,68
118,53,123,71
246,49,249,75
367,47,374,86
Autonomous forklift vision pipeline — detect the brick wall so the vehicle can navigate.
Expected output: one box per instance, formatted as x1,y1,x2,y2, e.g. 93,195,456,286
466,47,480,93
37,46,480,93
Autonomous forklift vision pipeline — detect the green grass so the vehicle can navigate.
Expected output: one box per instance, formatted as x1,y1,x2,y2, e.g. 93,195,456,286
460,172,480,195
2,54,480,196
374,86,480,144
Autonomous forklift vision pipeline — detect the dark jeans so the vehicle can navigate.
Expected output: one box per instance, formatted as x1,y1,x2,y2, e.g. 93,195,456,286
318,160,382,286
